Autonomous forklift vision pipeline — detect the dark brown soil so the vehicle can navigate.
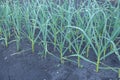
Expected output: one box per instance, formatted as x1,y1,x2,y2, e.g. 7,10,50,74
0,39,119,80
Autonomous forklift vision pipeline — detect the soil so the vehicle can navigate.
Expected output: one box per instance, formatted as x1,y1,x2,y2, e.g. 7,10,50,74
0,38,119,80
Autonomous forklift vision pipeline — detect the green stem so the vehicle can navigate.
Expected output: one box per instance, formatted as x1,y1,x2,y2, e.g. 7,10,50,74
32,41,34,53
54,36,56,51
5,38,8,48
119,68,120,78
60,46,64,64
44,42,47,58
16,39,20,51
77,45,81,68
96,55,100,72
110,44,113,50
86,45,90,57
103,48,106,60
78,54,80,68
69,43,72,52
